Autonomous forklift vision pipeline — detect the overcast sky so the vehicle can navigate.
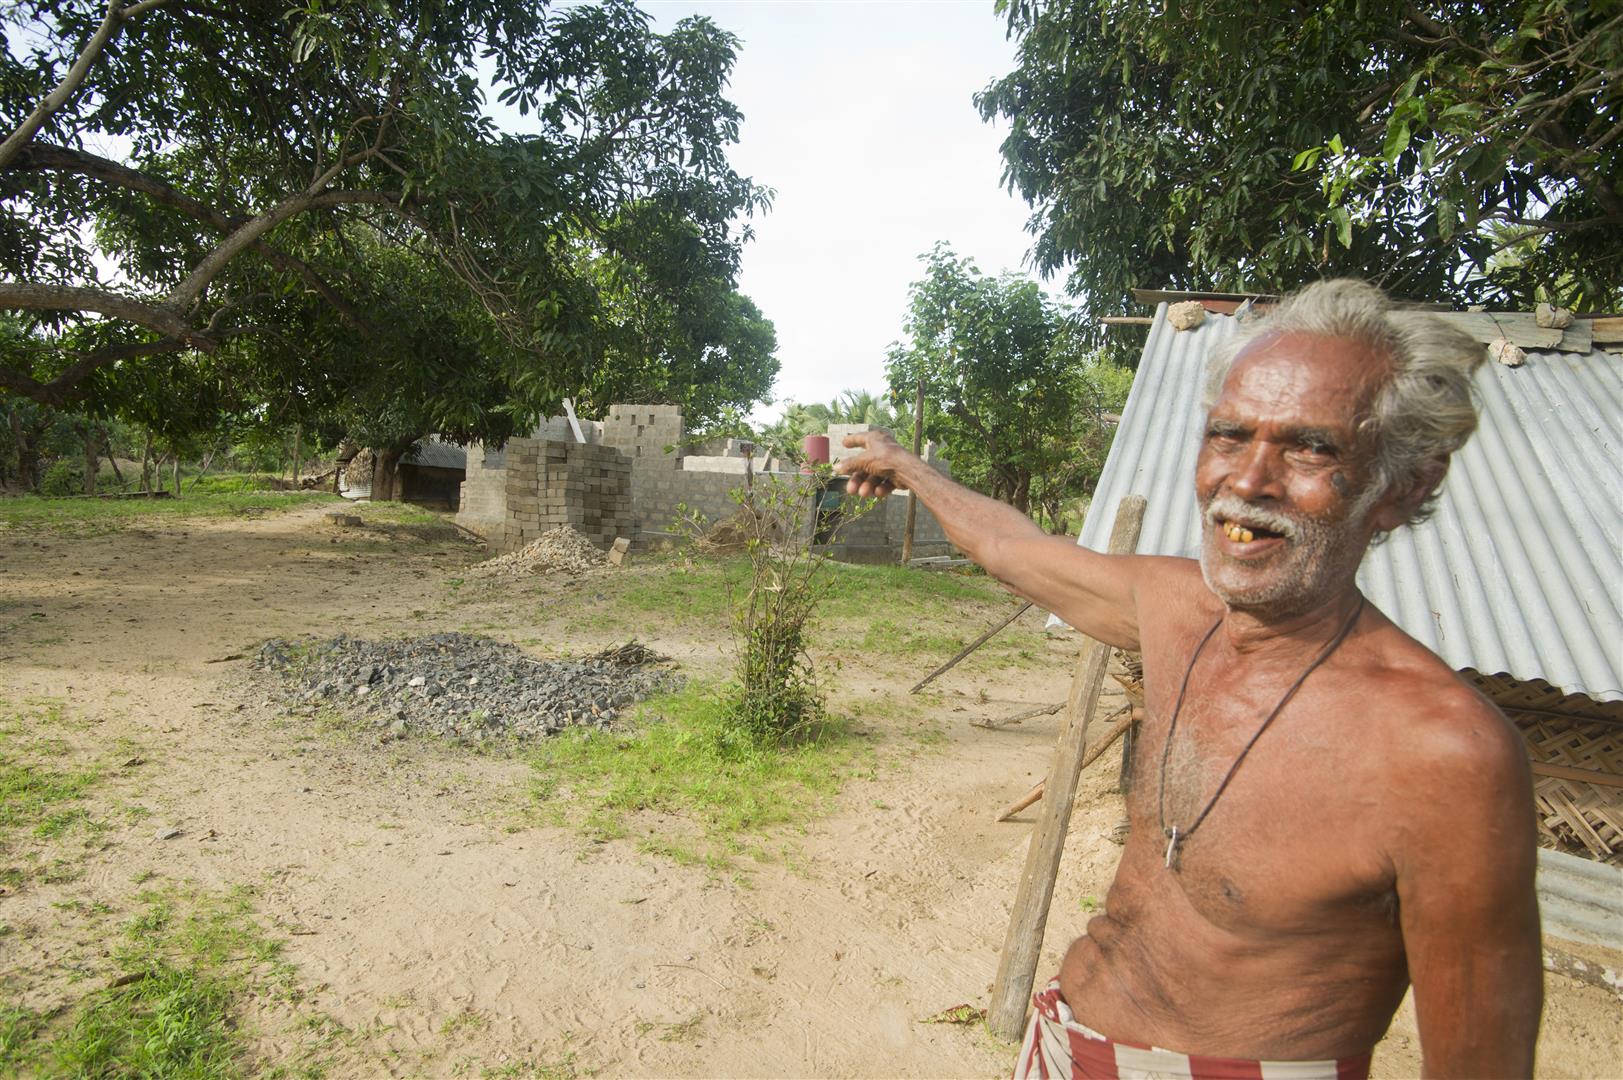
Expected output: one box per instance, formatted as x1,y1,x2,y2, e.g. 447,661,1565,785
637,1,1046,422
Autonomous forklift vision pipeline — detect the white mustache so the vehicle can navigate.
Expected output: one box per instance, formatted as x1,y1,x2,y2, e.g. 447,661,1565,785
1204,495,1300,540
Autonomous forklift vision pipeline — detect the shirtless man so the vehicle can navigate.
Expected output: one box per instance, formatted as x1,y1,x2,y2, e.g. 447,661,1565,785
838,280,1542,1078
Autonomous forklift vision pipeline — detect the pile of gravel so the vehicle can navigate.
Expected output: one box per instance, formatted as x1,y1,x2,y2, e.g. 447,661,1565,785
469,526,606,577
254,632,677,741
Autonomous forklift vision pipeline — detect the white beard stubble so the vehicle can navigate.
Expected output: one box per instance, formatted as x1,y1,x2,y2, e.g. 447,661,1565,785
1198,491,1375,617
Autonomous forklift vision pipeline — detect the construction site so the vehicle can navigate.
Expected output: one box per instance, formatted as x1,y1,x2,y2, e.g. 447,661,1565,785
3,297,1620,1078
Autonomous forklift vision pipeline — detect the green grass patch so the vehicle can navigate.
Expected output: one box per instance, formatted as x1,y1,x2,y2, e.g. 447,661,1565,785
607,557,744,622
0,484,337,534
360,501,452,528
1,884,317,1078
564,553,1019,658
47,960,239,1078
0,702,103,884
529,682,865,869
857,617,969,658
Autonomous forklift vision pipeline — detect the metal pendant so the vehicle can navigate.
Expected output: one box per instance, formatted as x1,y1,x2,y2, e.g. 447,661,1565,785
1164,826,1180,870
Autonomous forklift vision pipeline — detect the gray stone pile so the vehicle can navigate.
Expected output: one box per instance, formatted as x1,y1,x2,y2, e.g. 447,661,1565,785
254,632,677,741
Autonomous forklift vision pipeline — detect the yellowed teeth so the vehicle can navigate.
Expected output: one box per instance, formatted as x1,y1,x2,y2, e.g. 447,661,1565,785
1222,521,1255,543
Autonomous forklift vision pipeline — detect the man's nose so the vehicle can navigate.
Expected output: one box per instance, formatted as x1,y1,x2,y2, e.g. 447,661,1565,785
1228,443,1283,502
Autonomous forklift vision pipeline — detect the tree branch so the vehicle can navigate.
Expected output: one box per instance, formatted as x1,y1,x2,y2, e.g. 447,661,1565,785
165,140,387,307
1494,213,1618,233
0,337,186,407
0,0,172,171
12,143,375,332
0,282,206,346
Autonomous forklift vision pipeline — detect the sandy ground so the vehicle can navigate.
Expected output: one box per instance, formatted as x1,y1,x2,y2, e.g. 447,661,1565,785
1,502,1618,1078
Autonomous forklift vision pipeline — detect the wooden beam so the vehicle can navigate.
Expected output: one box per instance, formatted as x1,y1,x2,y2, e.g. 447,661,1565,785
1530,760,1623,789
901,378,924,563
1100,316,1153,326
1131,287,1280,306
987,495,1146,1040
1433,311,1563,349
1586,315,1623,344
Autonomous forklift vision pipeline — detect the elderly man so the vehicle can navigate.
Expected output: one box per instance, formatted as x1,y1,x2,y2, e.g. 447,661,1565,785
839,280,1542,1078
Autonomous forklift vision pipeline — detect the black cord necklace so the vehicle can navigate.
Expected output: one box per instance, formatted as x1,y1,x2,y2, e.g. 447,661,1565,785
1156,595,1366,871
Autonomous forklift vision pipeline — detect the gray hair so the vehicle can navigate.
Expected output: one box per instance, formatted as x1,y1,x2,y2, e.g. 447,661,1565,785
1201,279,1483,528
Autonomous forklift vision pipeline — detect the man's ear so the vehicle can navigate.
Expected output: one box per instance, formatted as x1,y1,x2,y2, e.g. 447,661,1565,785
1371,458,1448,532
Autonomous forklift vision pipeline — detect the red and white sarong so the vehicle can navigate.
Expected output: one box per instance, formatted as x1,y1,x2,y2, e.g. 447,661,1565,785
1015,981,1372,1080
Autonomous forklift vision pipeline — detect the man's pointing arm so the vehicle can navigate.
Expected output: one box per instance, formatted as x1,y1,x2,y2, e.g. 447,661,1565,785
838,429,1146,650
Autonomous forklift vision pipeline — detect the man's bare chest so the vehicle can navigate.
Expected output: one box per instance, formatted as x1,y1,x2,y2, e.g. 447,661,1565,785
1119,669,1399,936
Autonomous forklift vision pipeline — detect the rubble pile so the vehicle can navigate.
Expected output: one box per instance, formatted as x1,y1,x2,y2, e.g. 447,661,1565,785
254,632,677,741
469,526,608,577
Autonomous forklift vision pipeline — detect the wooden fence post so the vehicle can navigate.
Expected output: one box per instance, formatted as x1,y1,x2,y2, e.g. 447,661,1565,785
987,494,1147,1040
900,377,924,564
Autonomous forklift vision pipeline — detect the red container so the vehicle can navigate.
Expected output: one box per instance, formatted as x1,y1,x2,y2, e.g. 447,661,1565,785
801,434,831,464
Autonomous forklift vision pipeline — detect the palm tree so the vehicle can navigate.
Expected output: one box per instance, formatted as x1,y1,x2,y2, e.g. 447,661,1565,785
756,388,905,462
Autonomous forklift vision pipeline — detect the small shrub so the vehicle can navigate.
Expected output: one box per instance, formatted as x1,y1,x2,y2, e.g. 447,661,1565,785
38,459,83,496
699,471,873,745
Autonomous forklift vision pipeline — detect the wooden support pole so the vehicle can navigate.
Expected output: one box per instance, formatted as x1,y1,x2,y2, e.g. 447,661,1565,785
901,378,924,564
911,601,1033,694
987,495,1146,1040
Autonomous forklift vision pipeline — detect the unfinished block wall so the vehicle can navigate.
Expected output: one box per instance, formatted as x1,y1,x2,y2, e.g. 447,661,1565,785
500,438,632,554
601,404,684,468
464,406,955,560
601,404,713,548
456,443,508,539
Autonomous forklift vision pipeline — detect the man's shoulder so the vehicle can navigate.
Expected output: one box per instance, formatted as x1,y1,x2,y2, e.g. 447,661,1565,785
1362,628,1523,770
1353,622,1532,822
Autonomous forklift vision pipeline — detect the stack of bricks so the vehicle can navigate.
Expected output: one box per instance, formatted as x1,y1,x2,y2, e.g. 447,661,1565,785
500,438,633,554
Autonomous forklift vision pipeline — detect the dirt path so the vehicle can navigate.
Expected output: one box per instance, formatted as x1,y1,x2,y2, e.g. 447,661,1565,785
1,504,1616,1078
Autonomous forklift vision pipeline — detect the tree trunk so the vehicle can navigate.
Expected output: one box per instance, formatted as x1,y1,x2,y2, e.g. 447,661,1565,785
371,446,404,501
189,448,216,490
102,428,125,488
292,425,302,486
171,453,181,496
80,424,99,495
5,408,24,491
11,411,43,492
1012,469,1032,516
140,430,152,493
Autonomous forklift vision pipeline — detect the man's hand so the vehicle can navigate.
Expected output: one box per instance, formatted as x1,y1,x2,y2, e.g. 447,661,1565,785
836,430,908,499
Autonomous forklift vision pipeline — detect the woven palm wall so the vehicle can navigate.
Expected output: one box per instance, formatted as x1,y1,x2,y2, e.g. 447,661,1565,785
1468,671,1623,861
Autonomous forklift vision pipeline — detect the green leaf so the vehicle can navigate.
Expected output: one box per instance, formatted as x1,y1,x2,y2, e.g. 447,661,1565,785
1291,147,1323,171
1328,133,1345,156
1331,206,1352,249
1437,199,1456,241
1382,120,1411,163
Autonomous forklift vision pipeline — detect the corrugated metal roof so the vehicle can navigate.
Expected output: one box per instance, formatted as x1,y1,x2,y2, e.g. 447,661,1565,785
1073,304,1623,702
407,438,467,470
